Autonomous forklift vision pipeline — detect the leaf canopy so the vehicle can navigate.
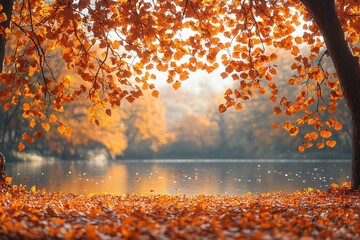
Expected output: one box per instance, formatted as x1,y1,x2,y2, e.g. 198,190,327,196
0,0,358,151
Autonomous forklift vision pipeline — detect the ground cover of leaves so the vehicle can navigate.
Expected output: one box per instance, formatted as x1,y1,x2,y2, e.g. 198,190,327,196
0,183,359,239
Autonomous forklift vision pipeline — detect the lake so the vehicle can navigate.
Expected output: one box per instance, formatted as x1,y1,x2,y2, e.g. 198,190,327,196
6,159,351,195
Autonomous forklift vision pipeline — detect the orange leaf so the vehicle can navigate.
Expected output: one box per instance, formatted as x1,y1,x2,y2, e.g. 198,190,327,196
294,36,302,44
224,89,232,95
258,88,266,94
11,96,18,104
270,53,277,61
218,104,227,113
273,107,282,115
319,129,332,138
105,109,112,117
49,114,57,123
334,122,342,131
326,139,336,147
34,131,42,139
342,181,350,187
249,69,257,79
240,72,248,79
18,142,25,151
289,126,299,136
291,46,300,55
152,90,159,98
235,103,243,110
41,123,50,132
310,132,318,140
126,96,135,103
220,72,228,79
269,95,277,102
28,65,37,77
23,103,31,111
317,141,325,149
88,107,96,117
25,135,34,144
173,81,181,90
0,12,7,22
57,125,66,134
298,145,305,153
29,119,36,128
65,127,72,137
304,133,312,142
269,68,277,75
62,75,72,85
3,103,10,111
156,64,168,72
5,176,12,185
179,71,189,81
80,85,86,93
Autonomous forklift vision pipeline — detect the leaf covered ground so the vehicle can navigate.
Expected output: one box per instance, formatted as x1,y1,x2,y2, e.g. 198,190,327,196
1,183,359,239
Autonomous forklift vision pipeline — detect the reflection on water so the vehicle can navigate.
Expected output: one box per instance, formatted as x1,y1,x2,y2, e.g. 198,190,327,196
7,159,351,195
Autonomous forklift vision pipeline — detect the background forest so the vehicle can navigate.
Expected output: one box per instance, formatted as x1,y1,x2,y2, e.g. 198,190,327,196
0,47,352,162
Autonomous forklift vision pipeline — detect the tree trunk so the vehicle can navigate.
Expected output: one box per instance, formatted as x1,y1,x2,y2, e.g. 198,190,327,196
301,0,360,189
0,0,13,184
0,152,6,183
0,0,13,73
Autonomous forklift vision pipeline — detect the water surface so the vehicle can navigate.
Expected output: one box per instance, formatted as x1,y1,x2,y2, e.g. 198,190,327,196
7,159,351,195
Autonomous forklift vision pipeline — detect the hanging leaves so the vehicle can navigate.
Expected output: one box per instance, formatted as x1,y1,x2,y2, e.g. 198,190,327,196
0,0,356,154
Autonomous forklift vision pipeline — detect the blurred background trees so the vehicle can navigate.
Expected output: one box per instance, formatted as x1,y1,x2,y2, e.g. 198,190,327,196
0,40,351,161
0,71,351,161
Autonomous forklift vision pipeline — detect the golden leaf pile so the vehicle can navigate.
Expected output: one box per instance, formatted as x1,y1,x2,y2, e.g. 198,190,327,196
1,183,359,239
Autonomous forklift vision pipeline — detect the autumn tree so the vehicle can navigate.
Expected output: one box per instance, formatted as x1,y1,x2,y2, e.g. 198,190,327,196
121,96,171,158
0,0,359,188
166,114,218,158
299,0,359,188
39,99,127,160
